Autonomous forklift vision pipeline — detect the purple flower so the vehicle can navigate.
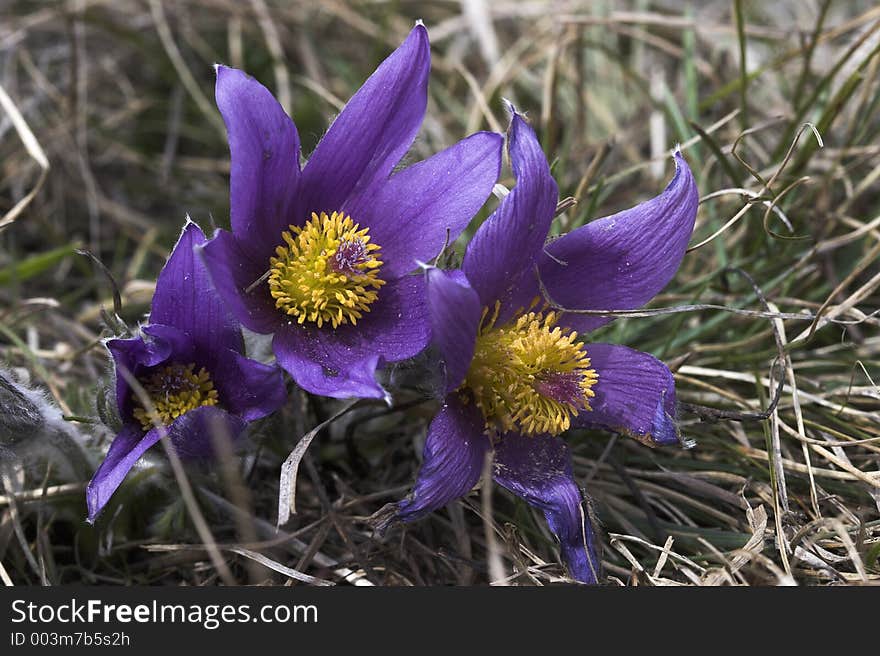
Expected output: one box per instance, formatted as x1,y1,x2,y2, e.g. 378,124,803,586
390,112,699,584
86,222,286,522
200,24,503,400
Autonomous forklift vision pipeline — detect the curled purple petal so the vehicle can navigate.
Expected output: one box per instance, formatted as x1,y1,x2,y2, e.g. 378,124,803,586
425,267,481,393
347,131,503,277
86,424,161,522
574,343,680,447
211,349,287,422
215,65,301,260
106,325,192,419
539,152,699,334
150,222,242,366
164,404,247,460
493,432,602,584
106,336,168,413
299,24,430,217
395,394,489,522
274,327,383,399
139,324,195,364
463,113,557,314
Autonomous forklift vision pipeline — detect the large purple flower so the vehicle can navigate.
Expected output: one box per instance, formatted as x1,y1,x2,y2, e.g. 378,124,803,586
200,24,503,400
389,112,699,584
86,222,286,522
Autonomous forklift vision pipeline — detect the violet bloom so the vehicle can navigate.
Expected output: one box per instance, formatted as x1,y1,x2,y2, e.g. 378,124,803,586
86,222,286,522
389,112,699,584
200,24,503,399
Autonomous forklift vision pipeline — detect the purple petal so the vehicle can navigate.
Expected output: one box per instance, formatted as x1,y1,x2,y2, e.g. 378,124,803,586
347,131,503,277
215,65,301,260
493,432,602,584
106,336,168,412
150,222,242,365
298,25,430,216
275,326,382,399
574,343,680,447
396,394,489,522
139,324,195,363
462,113,557,314
164,405,247,460
86,423,161,522
211,349,287,422
198,229,283,335
356,274,431,362
272,274,430,399
539,152,699,333
425,267,480,393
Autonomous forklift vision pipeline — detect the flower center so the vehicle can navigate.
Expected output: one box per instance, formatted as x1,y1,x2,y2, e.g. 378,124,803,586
268,211,385,329
462,305,598,437
131,363,219,431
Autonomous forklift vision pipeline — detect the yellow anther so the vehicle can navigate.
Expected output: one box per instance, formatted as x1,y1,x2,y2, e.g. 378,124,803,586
132,363,219,430
267,211,385,329
462,305,598,436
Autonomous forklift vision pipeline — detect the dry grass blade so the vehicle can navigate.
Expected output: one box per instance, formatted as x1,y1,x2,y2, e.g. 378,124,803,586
147,0,225,136
249,0,293,115
0,82,49,230
225,547,334,586
480,451,507,585
202,489,373,586
277,400,358,526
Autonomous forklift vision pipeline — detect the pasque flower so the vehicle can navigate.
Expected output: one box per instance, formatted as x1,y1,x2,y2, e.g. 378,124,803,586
200,24,503,399
388,111,699,583
86,222,286,522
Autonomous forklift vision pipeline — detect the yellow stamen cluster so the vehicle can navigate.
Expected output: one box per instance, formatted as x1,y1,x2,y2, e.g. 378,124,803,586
132,363,219,431
268,211,385,329
462,305,598,436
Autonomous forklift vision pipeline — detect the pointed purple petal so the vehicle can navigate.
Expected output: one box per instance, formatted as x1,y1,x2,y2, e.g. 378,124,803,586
215,65,301,259
299,25,430,215
539,152,699,333
86,424,161,522
198,229,282,335
272,274,430,399
150,222,242,365
87,405,250,521
396,394,489,522
463,113,557,313
211,349,287,422
347,131,503,277
575,343,680,447
493,432,602,584
425,267,480,393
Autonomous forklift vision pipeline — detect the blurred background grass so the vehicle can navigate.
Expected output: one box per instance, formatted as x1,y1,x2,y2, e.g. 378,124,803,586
1,0,878,585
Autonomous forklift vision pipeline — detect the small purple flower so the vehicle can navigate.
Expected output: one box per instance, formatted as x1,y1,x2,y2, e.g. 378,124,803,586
200,24,503,400
86,221,286,522
389,112,699,584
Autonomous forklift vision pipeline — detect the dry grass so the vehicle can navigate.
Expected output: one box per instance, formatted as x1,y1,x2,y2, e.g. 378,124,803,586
1,0,878,586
